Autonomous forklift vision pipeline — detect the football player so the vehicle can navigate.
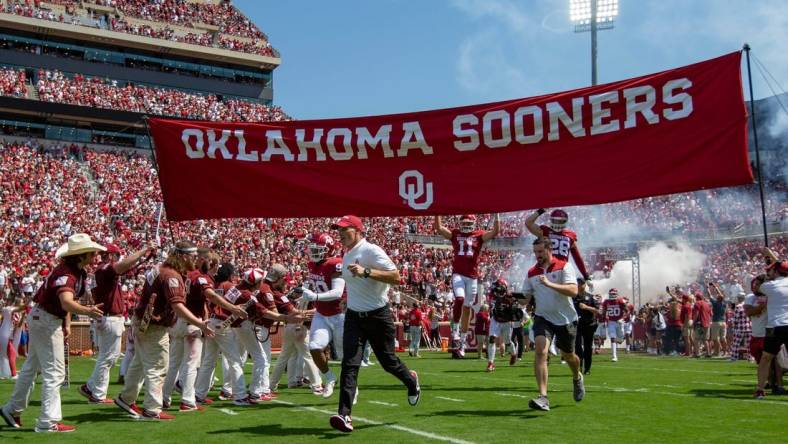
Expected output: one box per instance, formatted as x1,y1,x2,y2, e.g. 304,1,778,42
299,233,347,398
602,289,627,362
434,214,500,358
525,209,590,281
486,279,520,372
474,304,490,359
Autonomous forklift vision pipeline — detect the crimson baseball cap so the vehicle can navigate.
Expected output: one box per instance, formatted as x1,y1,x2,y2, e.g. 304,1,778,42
331,215,364,231
767,260,788,276
104,243,123,255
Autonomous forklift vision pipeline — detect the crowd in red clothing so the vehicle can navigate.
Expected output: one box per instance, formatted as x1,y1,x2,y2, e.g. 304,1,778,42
0,68,28,98
33,69,289,121
5,0,278,57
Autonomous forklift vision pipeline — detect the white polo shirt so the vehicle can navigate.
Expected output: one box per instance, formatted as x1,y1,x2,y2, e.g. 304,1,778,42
522,257,578,326
761,276,788,328
341,238,397,312
744,293,767,337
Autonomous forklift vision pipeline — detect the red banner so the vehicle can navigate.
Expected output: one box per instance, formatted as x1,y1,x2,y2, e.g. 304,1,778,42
149,51,752,221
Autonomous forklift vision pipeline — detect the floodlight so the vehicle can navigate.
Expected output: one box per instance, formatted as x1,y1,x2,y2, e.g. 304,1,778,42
570,0,618,32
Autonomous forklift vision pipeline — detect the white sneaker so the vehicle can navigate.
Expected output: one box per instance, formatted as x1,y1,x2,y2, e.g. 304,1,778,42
611,357,618,362
360,360,370,367
323,375,337,399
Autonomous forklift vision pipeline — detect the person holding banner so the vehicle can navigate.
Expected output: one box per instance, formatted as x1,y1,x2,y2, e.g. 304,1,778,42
434,214,500,358
80,243,156,405
114,241,215,421
329,215,420,433
1,233,105,433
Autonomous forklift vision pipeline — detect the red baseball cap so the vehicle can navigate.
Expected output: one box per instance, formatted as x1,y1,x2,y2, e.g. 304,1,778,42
331,215,364,231
767,260,788,276
104,243,123,255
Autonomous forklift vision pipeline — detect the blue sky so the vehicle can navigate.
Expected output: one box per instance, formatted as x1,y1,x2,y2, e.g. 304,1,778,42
237,0,788,121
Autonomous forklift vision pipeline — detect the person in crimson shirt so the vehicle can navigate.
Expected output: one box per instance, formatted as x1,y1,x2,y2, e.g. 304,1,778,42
475,304,490,359
407,302,424,358
114,241,214,421
434,214,500,358
602,289,627,362
269,264,322,394
692,292,713,358
525,208,590,281
673,292,693,356
163,249,247,410
1,233,105,433
80,243,156,404
299,232,347,399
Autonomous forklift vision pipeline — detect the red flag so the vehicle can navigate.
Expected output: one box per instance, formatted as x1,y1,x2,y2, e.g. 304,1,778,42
149,51,751,221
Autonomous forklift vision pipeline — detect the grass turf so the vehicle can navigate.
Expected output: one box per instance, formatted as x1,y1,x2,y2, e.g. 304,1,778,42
0,351,784,443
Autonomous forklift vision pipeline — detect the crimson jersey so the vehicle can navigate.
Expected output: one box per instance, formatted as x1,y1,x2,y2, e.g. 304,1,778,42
307,257,345,317
603,298,627,322
539,225,577,262
450,228,485,279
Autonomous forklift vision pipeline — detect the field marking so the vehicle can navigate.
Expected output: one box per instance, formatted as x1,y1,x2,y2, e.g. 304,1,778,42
218,408,239,416
419,371,788,407
650,384,680,388
692,381,727,386
369,400,398,407
732,379,755,383
590,363,740,375
435,396,464,403
495,392,530,399
273,400,477,444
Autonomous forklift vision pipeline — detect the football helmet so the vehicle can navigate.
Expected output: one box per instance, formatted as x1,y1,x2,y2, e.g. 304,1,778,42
608,288,618,300
307,232,336,262
242,268,266,286
549,209,568,232
459,214,476,233
491,278,509,298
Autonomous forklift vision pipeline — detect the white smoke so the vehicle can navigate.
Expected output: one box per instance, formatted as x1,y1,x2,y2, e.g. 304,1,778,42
591,241,706,305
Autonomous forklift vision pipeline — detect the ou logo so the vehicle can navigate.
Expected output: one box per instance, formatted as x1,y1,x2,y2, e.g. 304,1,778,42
399,170,433,210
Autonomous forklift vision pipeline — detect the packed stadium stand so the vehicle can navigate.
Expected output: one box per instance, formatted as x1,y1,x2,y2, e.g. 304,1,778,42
0,0,786,316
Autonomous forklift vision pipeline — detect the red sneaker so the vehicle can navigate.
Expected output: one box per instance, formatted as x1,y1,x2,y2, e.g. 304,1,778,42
115,395,142,418
142,410,176,421
486,362,495,372
196,397,214,405
509,354,517,366
90,398,115,405
35,423,76,433
179,403,205,412
258,393,274,402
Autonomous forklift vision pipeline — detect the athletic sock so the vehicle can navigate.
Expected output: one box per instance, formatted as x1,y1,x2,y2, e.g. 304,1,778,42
488,343,496,362
612,342,618,359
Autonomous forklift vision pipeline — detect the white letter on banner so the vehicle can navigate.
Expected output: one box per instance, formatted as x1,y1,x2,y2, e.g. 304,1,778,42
262,130,294,161
547,97,586,141
296,129,326,161
235,129,258,161
206,129,232,159
356,125,393,159
662,78,693,121
624,86,659,129
589,91,621,136
326,128,354,161
182,129,205,159
453,114,479,151
514,106,543,144
482,110,511,148
398,122,433,157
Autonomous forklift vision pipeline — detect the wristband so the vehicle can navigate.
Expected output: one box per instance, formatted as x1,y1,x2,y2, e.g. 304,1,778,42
363,268,371,279
537,208,546,215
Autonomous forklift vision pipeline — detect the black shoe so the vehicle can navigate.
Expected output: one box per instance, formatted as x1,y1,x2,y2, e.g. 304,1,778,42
583,369,590,375
772,386,788,395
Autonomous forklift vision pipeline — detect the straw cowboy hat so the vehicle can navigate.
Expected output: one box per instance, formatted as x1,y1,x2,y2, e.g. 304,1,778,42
55,233,107,259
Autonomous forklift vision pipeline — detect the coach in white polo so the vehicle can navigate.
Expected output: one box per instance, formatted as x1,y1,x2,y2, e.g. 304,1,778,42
522,237,585,412
755,257,788,399
328,215,420,434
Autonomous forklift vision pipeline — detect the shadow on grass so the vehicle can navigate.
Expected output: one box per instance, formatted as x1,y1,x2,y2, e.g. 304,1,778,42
67,409,139,423
207,422,382,439
688,388,788,402
418,406,562,420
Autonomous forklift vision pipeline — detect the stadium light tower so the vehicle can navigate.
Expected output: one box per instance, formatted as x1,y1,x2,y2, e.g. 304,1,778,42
570,0,618,86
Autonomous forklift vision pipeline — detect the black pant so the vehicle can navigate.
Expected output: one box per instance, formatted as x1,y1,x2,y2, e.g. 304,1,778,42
663,325,682,354
339,306,417,415
511,326,524,358
575,323,596,372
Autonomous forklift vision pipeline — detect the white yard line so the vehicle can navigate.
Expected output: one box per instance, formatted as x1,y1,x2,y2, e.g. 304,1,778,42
369,400,398,407
435,396,464,403
495,392,530,399
217,408,239,416
273,400,477,444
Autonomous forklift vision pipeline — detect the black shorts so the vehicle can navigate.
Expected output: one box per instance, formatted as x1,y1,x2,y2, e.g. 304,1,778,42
764,325,788,355
533,315,577,354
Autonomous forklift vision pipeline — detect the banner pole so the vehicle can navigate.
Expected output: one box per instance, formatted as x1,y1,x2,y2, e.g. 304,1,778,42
743,44,770,248
143,117,178,244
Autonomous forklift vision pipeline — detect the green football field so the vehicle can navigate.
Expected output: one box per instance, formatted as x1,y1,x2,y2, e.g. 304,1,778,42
0,351,784,443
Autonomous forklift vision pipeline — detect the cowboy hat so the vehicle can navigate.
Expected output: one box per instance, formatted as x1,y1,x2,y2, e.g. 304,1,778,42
55,233,107,259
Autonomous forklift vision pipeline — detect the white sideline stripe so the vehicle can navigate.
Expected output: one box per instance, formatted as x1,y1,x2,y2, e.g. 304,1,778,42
435,396,464,403
218,408,239,416
273,400,476,444
419,371,788,407
495,392,529,399
692,381,727,386
650,384,680,388
369,400,398,407
590,363,735,374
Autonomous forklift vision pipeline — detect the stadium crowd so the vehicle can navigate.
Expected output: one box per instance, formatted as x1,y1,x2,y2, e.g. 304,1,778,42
4,0,277,57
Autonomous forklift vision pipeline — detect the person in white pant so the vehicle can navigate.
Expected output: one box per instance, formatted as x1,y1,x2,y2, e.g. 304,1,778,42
0,296,26,379
268,265,322,394
299,232,346,398
81,243,155,404
1,233,105,433
233,266,304,402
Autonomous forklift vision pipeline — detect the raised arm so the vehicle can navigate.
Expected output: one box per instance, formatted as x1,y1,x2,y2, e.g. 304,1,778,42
433,215,452,240
114,246,156,275
481,213,500,242
525,209,546,237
